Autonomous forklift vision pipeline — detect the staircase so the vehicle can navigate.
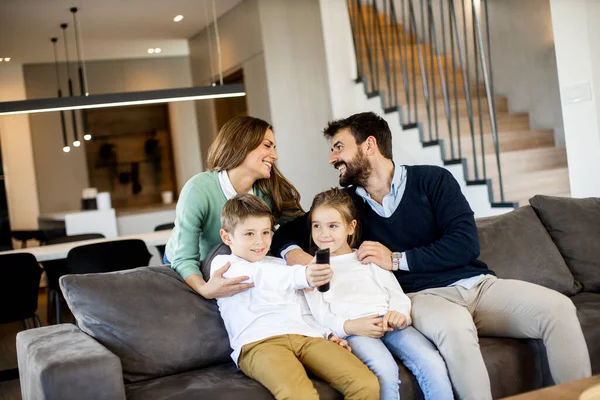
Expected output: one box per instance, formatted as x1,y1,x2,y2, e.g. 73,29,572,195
347,0,570,207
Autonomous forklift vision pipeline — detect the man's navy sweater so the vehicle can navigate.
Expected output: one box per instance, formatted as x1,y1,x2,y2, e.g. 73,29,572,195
271,165,495,293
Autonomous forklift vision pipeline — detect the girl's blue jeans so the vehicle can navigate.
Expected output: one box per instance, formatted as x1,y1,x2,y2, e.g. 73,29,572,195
347,326,454,400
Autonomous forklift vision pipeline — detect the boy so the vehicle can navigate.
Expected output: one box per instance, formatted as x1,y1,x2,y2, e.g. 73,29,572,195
211,194,379,400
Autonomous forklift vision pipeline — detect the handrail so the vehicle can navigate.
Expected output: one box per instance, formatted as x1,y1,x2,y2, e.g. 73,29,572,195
346,0,506,204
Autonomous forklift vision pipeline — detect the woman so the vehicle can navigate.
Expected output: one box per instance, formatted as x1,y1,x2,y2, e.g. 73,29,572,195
164,116,304,299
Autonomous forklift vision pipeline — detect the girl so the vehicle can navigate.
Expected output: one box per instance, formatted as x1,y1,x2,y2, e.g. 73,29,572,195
304,188,454,400
164,116,306,299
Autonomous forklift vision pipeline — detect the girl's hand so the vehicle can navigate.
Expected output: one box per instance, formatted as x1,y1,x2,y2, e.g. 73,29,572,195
328,335,352,352
382,310,408,330
305,263,333,287
198,262,254,299
344,314,392,338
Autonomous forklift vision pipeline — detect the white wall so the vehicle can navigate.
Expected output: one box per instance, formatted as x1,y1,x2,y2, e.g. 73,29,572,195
549,0,600,197
188,0,270,165
0,63,40,229
488,0,564,146
168,102,203,193
22,56,201,213
258,0,338,209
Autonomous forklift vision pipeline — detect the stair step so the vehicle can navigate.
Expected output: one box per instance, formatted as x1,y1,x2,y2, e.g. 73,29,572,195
441,129,555,159
491,168,571,207
483,147,568,179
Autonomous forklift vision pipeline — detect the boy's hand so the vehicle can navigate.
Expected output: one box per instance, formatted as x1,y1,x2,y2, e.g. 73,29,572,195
305,263,332,287
382,310,408,330
343,314,392,338
328,335,352,352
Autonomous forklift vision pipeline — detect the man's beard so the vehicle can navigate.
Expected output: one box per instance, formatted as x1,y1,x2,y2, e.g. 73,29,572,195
336,150,372,187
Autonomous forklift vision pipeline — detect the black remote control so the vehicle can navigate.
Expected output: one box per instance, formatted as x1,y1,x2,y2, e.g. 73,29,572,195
315,248,330,292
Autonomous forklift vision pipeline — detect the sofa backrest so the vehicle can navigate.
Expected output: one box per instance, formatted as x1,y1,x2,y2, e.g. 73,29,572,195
529,195,600,293
60,266,232,383
476,205,581,296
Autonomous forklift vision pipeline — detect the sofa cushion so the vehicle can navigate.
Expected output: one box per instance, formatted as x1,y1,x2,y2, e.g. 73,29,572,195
60,266,232,383
125,363,342,400
571,292,600,374
476,206,581,296
529,195,600,292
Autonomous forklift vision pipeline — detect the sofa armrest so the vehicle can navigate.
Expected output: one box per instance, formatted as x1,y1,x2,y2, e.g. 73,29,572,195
17,324,126,400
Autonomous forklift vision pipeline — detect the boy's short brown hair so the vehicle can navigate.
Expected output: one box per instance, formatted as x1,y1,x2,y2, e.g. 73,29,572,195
221,194,275,233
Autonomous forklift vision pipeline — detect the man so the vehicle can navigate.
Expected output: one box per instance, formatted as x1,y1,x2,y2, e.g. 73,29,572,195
271,112,591,400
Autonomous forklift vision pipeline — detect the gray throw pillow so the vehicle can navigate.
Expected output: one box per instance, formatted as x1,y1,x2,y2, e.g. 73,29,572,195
529,195,600,293
476,205,581,296
60,266,232,383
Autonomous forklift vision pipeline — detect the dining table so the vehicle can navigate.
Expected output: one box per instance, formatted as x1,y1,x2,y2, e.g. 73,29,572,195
0,229,172,262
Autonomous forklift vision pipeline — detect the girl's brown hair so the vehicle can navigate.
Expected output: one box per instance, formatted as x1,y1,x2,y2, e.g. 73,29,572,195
206,116,303,220
308,188,360,248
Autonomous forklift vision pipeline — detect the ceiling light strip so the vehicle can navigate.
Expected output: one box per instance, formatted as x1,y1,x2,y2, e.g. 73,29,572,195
0,84,246,116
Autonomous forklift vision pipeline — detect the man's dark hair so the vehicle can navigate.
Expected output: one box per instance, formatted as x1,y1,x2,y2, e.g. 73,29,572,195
323,112,393,160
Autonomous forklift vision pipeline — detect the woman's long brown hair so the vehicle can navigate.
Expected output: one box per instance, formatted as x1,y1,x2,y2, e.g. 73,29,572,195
206,116,303,219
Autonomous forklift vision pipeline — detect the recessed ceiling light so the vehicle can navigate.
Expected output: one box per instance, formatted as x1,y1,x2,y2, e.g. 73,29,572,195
154,48,162,54
174,15,184,22
4,58,10,62
147,48,155,54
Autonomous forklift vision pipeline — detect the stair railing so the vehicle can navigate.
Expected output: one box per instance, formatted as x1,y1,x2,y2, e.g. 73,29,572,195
347,0,508,204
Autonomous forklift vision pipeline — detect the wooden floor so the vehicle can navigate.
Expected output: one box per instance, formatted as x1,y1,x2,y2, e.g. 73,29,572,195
0,289,72,400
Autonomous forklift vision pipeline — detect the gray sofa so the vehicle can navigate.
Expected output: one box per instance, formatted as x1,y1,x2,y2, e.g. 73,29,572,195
16,195,600,399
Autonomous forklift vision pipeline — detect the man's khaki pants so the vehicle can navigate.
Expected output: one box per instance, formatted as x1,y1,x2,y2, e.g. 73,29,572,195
409,276,591,400
238,334,380,400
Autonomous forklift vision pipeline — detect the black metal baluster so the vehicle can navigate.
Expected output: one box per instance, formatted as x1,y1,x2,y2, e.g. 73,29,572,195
428,2,439,142
480,0,505,202
418,0,433,140
450,0,462,160
408,0,431,136
456,0,479,180
373,0,393,109
428,0,453,156
441,0,456,160
472,0,486,181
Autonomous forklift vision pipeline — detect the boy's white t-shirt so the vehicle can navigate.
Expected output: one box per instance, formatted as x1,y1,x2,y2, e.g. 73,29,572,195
210,254,327,364
304,251,412,339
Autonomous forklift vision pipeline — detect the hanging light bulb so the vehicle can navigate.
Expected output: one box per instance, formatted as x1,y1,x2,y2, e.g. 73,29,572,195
73,140,81,147
84,133,92,141
63,146,71,153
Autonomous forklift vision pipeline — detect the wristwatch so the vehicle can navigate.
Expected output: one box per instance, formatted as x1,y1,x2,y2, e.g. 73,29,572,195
391,252,403,271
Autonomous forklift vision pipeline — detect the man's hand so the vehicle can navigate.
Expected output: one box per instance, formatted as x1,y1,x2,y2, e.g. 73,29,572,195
197,262,254,299
328,335,352,352
285,248,313,266
343,314,392,338
382,310,408,330
357,241,392,270
305,263,333,287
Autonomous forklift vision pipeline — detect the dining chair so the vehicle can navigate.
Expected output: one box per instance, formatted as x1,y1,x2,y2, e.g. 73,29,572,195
42,233,105,324
66,239,152,276
154,222,174,262
0,253,43,329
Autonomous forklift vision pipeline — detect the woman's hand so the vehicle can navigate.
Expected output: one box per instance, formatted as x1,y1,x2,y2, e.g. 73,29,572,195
382,310,408,330
195,262,254,299
343,314,392,338
305,263,333,287
357,241,392,270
